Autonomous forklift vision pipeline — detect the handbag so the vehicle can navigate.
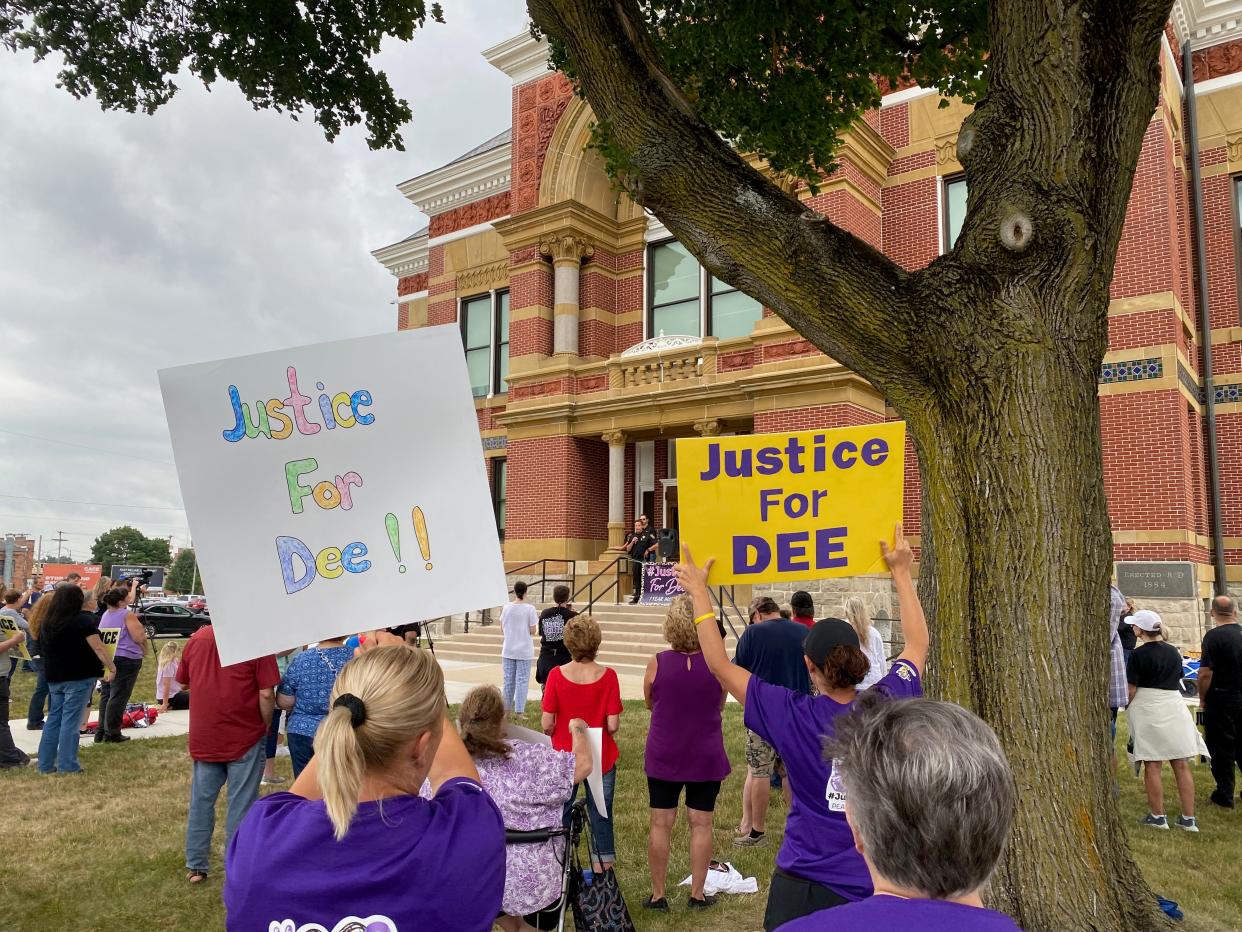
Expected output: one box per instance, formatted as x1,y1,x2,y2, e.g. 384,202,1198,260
570,803,635,932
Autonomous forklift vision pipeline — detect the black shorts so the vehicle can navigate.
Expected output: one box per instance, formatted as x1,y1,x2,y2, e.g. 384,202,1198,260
646,777,722,812
763,867,849,931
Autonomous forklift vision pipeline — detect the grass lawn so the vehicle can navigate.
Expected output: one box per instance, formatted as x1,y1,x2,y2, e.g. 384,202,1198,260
2,661,1240,931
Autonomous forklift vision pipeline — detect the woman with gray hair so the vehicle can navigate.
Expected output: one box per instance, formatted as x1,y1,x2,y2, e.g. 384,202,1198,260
778,694,1021,930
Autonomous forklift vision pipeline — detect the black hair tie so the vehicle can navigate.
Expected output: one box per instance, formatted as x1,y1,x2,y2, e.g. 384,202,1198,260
333,693,367,729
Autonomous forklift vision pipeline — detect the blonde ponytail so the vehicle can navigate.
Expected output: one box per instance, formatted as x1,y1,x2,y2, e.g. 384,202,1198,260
843,596,871,644
316,645,446,841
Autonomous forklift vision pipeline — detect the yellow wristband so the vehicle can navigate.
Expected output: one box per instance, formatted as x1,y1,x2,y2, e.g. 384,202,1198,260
694,612,716,626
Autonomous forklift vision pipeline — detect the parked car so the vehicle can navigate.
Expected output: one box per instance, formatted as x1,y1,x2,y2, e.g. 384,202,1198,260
138,602,210,639
188,597,207,613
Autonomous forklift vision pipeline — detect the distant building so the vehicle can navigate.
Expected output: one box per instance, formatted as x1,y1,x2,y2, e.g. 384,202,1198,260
0,535,36,588
373,11,1242,643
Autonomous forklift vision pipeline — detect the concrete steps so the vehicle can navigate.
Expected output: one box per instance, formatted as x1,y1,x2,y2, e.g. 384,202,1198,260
431,601,740,677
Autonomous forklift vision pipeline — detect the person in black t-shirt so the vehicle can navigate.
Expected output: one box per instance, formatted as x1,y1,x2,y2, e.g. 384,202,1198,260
1200,594,1242,808
624,518,657,604
1126,610,1201,831
35,586,116,775
536,584,578,687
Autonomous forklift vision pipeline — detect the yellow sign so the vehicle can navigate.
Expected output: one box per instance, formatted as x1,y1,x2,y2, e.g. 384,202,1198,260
98,627,120,662
0,613,31,661
676,423,906,584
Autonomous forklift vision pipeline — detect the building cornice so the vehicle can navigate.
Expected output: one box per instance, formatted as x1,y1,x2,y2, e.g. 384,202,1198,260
371,234,429,280
1172,0,1242,48
483,32,552,85
397,143,511,216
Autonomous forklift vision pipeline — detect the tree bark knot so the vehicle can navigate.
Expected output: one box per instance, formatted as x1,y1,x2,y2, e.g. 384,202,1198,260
1000,210,1034,251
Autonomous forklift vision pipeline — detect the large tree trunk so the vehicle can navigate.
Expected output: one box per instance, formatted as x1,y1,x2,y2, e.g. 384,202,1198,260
911,306,1160,930
528,1,1176,928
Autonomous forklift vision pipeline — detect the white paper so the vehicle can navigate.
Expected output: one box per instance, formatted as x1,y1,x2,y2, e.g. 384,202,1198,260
504,722,552,747
587,727,608,818
158,326,508,665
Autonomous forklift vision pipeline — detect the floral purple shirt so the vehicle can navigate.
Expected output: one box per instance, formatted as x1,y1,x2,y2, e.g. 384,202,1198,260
422,739,575,917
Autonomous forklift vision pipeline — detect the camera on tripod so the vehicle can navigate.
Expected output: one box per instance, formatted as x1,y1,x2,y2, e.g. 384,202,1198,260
115,569,154,604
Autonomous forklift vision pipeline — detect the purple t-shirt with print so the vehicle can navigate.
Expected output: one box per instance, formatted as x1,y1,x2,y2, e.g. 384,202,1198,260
224,778,504,932
744,658,922,900
779,895,1022,930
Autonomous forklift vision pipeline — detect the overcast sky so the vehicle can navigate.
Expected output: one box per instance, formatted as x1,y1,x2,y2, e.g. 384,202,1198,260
0,1,529,564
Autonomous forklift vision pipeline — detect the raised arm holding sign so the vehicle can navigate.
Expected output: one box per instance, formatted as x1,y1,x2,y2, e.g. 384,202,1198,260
675,524,928,706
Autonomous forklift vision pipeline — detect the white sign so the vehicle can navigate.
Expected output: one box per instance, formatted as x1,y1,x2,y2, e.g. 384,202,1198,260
159,326,508,665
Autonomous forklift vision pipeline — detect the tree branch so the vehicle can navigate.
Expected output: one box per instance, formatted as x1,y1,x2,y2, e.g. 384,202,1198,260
527,0,928,402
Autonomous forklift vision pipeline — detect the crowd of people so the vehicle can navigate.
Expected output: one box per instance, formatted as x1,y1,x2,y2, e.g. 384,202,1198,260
202,525,1026,931
1,522,1236,932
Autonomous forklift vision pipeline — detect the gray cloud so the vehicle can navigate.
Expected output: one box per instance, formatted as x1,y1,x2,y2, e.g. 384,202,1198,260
0,1,528,561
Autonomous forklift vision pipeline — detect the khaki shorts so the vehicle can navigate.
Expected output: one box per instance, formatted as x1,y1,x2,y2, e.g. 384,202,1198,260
745,729,779,778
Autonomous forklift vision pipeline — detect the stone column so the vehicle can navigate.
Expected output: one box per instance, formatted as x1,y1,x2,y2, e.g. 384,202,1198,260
540,234,594,356
602,430,627,550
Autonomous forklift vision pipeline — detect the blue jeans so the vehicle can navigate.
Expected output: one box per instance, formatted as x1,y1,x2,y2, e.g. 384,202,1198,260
184,738,266,873
287,731,315,779
27,658,48,727
564,766,617,863
501,657,532,714
37,677,95,774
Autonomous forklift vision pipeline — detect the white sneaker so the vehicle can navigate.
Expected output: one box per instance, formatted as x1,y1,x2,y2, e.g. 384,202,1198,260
1138,813,1169,830
1175,815,1199,833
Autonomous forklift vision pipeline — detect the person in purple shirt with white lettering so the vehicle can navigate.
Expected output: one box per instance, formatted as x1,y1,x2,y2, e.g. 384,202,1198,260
780,694,1021,931
676,524,929,931
224,642,505,932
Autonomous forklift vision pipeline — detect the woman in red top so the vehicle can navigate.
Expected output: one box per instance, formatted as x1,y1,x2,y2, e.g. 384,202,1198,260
541,614,622,869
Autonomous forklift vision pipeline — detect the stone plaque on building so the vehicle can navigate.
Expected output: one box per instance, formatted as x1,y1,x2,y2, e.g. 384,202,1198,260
1116,562,1196,599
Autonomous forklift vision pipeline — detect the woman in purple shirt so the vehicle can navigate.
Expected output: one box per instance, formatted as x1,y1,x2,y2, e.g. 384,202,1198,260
94,583,148,743
225,642,505,932
780,695,1020,931
642,593,730,912
676,524,930,931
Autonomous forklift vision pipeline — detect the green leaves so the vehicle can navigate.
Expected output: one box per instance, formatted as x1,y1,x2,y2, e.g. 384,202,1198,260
1,0,445,149
89,525,172,576
633,1,988,186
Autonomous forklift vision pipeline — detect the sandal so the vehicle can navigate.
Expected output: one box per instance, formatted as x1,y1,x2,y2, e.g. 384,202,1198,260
187,870,208,884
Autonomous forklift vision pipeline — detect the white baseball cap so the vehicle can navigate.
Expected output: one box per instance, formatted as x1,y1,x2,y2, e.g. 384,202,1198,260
1129,609,1162,632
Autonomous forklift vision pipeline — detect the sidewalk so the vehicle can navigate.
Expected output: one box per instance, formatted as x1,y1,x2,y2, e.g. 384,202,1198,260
437,658,647,702
11,659,647,760
12,708,190,759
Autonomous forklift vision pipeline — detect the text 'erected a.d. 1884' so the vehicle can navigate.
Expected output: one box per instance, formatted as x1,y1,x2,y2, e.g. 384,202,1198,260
1116,562,1196,599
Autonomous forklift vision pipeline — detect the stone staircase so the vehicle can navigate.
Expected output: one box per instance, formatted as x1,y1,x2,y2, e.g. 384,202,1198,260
430,601,742,677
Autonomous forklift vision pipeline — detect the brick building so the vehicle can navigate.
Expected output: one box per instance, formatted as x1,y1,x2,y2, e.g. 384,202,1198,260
0,534,36,589
374,10,1242,643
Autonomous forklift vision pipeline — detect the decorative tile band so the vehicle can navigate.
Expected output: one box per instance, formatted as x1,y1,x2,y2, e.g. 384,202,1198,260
1214,383,1241,403
482,435,509,451
1101,357,1162,384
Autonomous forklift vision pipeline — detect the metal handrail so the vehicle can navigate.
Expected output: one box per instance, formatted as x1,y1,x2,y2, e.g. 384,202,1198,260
572,555,628,614
504,557,576,603
711,585,745,642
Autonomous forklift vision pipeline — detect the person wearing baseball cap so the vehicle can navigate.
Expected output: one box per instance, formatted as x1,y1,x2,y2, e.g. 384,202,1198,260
675,524,929,931
1126,609,1203,832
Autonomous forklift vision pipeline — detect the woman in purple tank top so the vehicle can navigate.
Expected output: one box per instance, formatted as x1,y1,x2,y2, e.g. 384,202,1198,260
642,594,730,912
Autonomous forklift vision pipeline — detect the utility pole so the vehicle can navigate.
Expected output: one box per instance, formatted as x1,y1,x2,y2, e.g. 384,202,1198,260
53,530,67,560
189,542,199,596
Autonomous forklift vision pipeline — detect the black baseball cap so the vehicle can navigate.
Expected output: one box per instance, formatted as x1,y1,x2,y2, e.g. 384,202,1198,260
804,618,860,664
